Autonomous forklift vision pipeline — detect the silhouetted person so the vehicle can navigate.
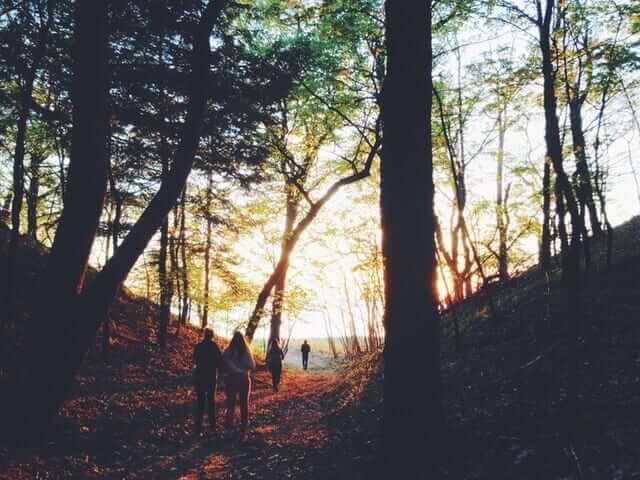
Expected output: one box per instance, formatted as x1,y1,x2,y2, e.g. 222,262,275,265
266,339,284,392
222,331,256,435
193,328,222,436
301,340,311,370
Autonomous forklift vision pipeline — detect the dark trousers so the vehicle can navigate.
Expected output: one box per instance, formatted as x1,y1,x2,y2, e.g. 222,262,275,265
195,379,217,431
225,373,251,426
302,354,309,370
269,363,282,391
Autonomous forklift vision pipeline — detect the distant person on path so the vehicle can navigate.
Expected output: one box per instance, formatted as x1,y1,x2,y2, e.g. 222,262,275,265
266,339,285,392
301,340,311,370
222,332,256,434
193,328,222,436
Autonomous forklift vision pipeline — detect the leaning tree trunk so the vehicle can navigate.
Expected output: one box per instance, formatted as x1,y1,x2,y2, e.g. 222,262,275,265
0,0,110,445
269,187,298,343
378,0,440,476
244,128,381,341
0,0,226,446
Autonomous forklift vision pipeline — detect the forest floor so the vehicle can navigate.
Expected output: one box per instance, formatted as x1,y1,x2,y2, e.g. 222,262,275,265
0,336,380,480
3,219,640,479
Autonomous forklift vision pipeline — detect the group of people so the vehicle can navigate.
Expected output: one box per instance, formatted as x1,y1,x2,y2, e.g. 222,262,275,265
193,329,256,436
192,329,313,436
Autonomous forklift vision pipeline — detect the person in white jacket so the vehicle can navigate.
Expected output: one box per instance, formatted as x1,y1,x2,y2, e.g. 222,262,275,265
222,331,256,432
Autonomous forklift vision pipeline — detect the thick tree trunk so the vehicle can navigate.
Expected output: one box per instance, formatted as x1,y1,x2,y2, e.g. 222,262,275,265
269,187,298,343
27,154,44,241
0,0,110,445
379,0,440,476
0,0,226,445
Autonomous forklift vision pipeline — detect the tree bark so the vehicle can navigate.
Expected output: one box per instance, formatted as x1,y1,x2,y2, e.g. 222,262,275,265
537,0,583,437
0,0,110,445
0,0,226,445
269,182,298,343
568,99,601,236
540,159,552,269
202,172,213,329
496,108,509,282
378,0,440,476
178,188,190,326
5,0,52,323
27,154,44,241
244,132,381,341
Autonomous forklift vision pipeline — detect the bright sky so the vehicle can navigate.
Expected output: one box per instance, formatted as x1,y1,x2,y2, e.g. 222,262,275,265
82,12,640,342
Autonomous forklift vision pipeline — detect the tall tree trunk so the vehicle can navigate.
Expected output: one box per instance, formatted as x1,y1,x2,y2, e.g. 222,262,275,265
244,132,381,340
496,108,509,282
379,0,440,476
5,0,52,323
158,146,172,349
179,188,189,326
269,186,298,343
170,205,180,325
6,75,34,322
568,99,601,236
0,0,110,445
202,172,213,329
27,153,44,241
540,159,552,269
0,0,226,445
537,0,583,437
107,153,122,251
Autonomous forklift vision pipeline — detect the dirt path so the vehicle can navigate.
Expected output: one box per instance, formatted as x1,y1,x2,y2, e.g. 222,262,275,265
0,367,365,480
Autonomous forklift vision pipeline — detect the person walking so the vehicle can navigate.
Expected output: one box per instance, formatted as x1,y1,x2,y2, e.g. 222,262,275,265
266,339,284,392
193,328,222,436
301,339,311,370
222,331,256,435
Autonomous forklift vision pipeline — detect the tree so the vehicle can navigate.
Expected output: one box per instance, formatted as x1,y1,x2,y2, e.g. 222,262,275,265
3,0,54,324
378,0,441,476
0,0,290,445
243,0,384,341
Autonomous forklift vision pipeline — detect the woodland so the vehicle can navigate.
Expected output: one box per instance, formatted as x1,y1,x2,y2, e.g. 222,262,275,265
0,0,639,478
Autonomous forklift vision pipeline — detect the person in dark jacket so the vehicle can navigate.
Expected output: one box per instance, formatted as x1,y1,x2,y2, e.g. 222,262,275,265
266,340,285,392
193,328,222,435
301,340,311,370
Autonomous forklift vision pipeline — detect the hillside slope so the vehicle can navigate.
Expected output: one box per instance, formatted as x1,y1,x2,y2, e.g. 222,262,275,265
1,218,640,479
434,217,640,478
